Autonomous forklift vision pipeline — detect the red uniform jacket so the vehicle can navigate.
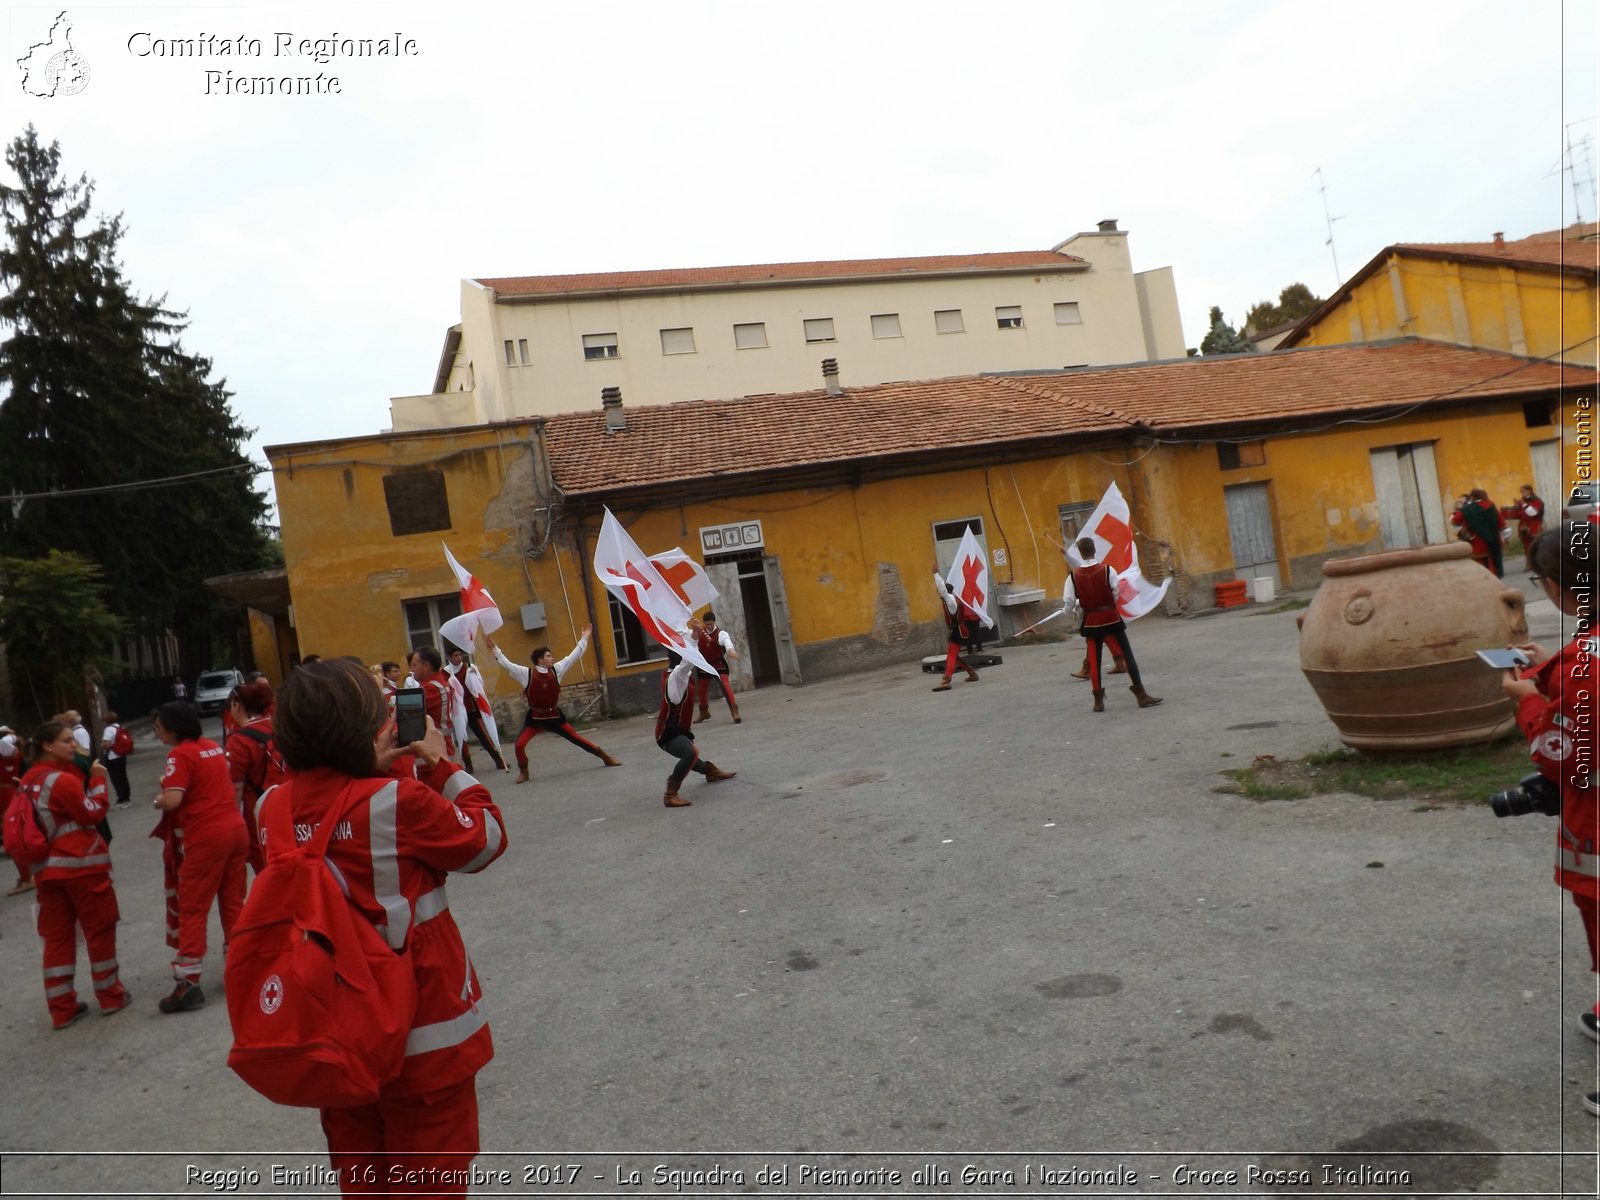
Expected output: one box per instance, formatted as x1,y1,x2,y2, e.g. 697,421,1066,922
1516,633,1600,899
255,760,507,1096
418,676,458,757
227,717,281,871
19,764,111,883
524,670,562,720
1071,563,1122,629
695,626,729,672
656,667,697,742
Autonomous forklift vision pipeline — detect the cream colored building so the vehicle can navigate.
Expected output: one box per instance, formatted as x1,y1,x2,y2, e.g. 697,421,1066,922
390,221,1185,430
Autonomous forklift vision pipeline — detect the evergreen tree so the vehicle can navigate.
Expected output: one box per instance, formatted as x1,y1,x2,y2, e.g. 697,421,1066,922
1199,306,1255,355
0,126,272,676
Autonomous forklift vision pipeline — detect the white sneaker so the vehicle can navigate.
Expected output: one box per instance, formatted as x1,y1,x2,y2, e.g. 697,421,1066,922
1582,1012,1600,1044
1585,1092,1600,1117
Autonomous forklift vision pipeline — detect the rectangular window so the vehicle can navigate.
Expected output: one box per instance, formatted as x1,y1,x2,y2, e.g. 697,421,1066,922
1057,502,1096,547
1217,440,1266,470
934,308,965,334
932,517,987,576
996,306,1023,330
659,327,696,355
382,470,452,537
582,332,620,360
870,312,902,339
403,594,465,656
607,593,663,666
503,339,516,366
1522,399,1553,427
517,338,530,364
803,317,836,343
1054,302,1082,325
733,322,768,349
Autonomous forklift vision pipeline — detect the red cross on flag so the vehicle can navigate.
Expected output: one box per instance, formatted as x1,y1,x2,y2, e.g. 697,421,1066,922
438,544,505,652
1065,482,1170,620
647,547,719,613
943,526,995,629
593,509,718,674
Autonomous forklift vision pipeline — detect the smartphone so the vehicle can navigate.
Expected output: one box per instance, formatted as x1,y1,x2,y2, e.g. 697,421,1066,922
394,687,427,745
1476,648,1531,670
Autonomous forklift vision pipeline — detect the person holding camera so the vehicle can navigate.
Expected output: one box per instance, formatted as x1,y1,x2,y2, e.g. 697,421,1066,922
1502,520,1599,1114
258,657,508,1195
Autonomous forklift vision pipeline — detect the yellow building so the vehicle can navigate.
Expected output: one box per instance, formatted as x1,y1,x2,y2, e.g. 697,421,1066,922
1279,224,1599,503
266,340,1592,715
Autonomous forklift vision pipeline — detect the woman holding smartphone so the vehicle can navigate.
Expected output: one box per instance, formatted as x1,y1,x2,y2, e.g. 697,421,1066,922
1503,520,1599,1115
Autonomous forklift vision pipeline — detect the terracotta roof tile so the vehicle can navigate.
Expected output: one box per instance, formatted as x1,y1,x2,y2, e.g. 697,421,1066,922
544,340,1592,497
1392,236,1600,274
477,250,1087,298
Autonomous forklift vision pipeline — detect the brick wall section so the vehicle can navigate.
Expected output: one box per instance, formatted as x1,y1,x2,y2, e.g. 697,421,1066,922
872,563,912,645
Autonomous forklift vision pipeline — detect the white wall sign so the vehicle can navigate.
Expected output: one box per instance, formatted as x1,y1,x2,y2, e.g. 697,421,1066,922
700,519,765,554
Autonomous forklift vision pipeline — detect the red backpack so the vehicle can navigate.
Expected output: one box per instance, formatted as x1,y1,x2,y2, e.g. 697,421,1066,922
224,779,417,1109
111,726,135,756
3,776,52,869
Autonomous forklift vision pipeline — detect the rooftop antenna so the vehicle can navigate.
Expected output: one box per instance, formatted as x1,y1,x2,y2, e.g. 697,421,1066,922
1314,167,1345,285
1564,124,1593,225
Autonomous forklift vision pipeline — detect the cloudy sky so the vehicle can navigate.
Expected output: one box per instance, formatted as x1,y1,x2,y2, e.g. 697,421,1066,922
4,0,1596,511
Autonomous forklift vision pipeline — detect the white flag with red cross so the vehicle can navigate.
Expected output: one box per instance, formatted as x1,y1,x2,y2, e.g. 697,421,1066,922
438,544,505,652
943,526,996,629
1065,481,1170,620
593,509,718,674
457,662,501,760
647,547,719,614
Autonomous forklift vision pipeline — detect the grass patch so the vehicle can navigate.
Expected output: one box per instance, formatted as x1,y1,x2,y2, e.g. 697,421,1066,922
1214,738,1529,805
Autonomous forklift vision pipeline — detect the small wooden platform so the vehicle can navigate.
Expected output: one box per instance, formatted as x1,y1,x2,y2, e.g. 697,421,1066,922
920,653,1003,673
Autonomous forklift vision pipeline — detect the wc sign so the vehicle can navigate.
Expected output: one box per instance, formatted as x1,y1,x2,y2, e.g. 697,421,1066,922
700,520,764,554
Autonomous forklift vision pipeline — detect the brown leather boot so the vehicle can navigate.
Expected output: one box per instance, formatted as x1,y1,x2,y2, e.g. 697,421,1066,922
932,677,952,692
1109,657,1129,675
694,708,711,723
965,666,979,682
599,752,621,767
1070,664,1091,680
730,705,742,724
1131,685,1163,708
663,779,691,807
702,762,737,782
1092,689,1106,713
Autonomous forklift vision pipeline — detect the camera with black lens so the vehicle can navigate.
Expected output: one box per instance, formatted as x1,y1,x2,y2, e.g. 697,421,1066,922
1489,772,1562,818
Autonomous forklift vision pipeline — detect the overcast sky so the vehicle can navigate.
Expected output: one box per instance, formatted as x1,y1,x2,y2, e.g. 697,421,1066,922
5,0,1596,513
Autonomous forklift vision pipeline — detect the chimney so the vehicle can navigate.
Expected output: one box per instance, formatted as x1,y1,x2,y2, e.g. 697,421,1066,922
1097,218,1119,232
821,357,842,397
1493,231,1505,252
601,386,624,433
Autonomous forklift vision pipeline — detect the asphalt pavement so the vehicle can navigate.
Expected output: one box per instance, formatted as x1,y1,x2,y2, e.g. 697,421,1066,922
2,577,1597,1198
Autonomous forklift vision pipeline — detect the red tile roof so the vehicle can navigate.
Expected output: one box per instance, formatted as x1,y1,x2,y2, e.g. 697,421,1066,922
477,250,1088,298
543,340,1590,497
1391,235,1600,274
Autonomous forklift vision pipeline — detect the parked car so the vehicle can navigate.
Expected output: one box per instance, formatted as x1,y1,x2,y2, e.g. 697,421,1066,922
193,668,244,715
1564,483,1598,524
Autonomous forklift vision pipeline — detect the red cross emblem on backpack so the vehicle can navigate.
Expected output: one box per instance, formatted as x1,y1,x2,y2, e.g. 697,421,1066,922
259,974,284,1015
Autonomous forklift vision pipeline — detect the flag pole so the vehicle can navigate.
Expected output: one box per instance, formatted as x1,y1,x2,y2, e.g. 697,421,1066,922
1013,607,1069,637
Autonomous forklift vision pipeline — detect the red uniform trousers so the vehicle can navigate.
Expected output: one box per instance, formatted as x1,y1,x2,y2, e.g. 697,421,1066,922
695,669,738,717
37,874,128,1023
513,718,606,771
173,825,248,983
321,1076,480,1197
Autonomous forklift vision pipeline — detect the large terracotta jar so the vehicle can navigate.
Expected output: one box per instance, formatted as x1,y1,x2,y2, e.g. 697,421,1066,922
1298,542,1528,751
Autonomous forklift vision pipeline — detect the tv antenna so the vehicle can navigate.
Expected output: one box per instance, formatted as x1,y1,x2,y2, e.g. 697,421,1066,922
1314,168,1346,285
1547,123,1595,225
